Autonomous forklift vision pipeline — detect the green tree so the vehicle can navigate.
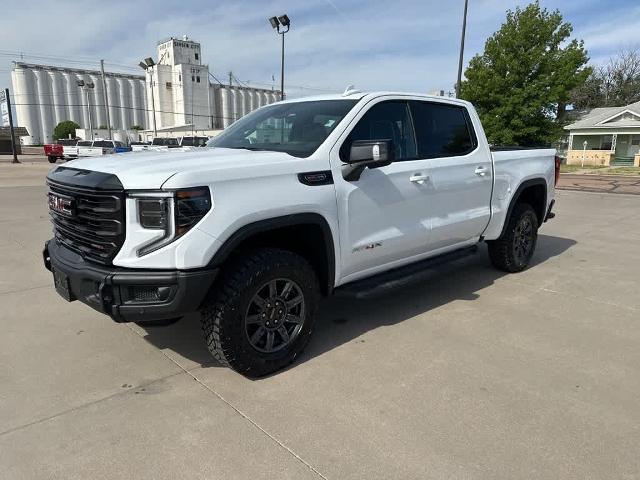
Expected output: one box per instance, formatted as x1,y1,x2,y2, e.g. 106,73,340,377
459,1,590,146
52,121,80,141
129,125,144,131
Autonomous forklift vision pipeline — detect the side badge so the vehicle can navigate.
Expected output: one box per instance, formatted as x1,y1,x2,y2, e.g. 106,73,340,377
353,242,382,253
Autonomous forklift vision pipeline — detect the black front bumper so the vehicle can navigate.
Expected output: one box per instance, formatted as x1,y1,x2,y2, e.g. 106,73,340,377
43,240,217,323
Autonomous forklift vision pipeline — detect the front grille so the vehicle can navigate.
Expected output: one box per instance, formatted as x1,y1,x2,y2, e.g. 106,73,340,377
47,181,125,264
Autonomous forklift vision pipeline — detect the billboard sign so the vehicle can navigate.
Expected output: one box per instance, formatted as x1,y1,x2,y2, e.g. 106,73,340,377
0,90,9,127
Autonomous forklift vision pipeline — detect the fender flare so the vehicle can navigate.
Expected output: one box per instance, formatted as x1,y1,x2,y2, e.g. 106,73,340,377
207,213,336,293
497,178,547,238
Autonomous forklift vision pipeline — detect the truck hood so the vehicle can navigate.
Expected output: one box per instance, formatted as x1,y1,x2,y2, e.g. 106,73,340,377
61,147,302,189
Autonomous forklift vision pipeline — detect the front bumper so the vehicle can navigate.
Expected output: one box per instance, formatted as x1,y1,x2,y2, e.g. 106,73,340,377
43,240,217,323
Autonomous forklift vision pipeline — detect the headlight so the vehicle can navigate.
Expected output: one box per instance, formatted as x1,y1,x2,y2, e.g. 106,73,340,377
133,187,211,256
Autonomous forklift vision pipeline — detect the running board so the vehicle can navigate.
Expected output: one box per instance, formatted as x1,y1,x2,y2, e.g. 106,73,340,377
334,245,478,299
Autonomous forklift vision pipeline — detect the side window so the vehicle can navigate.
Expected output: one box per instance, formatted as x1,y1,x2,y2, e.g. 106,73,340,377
340,100,417,162
409,101,476,158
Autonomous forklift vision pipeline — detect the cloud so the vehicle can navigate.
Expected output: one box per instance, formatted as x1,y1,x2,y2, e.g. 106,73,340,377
1,0,635,100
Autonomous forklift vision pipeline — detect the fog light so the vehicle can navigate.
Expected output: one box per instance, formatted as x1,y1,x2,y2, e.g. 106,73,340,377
128,286,172,303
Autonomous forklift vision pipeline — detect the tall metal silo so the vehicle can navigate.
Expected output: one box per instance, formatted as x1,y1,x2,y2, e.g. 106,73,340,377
33,69,55,143
11,66,41,145
88,74,106,129
48,70,67,126
117,77,131,130
62,71,82,126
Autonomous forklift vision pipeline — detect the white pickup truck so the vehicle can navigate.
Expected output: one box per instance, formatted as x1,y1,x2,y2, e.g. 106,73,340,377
43,91,559,377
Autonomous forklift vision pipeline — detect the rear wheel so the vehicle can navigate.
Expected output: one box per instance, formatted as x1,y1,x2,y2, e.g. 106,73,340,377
488,203,538,272
200,248,319,377
47,156,57,163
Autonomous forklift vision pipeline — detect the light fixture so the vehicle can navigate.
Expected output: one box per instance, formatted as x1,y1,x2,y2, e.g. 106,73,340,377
138,61,148,70
269,16,280,29
277,14,290,27
144,57,155,67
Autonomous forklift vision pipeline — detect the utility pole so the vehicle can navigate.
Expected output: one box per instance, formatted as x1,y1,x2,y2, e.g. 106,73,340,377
455,0,469,98
3,88,20,163
100,60,112,139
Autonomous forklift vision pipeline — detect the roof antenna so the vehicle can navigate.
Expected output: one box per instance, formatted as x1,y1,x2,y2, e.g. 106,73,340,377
343,84,361,96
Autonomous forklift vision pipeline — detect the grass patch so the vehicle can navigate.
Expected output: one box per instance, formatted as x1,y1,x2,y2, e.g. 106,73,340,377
560,164,607,173
560,164,640,175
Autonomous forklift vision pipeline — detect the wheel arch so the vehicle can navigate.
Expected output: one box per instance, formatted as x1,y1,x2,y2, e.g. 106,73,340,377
207,213,336,296
498,178,547,238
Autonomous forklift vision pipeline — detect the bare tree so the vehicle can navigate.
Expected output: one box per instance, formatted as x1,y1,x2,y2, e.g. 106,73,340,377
570,47,640,111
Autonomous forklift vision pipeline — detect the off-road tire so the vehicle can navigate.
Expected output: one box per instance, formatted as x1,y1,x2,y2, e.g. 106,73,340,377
488,203,539,273
201,248,320,377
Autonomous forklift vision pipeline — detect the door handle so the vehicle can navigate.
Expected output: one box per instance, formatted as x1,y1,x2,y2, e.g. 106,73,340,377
475,166,488,176
410,173,429,184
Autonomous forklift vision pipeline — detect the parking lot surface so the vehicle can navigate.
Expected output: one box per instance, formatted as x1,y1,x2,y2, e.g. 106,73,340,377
1,163,639,479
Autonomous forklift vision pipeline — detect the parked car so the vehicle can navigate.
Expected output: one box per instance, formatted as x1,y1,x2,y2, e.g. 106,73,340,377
64,140,92,160
43,138,78,163
75,139,125,157
43,91,559,377
179,136,209,147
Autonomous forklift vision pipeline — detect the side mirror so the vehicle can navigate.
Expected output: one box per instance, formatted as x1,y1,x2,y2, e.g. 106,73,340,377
349,139,394,167
343,139,394,181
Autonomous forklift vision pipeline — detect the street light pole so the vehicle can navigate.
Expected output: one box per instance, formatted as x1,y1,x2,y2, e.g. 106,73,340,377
139,59,158,138
280,30,285,101
148,69,158,137
455,0,469,98
269,14,290,100
77,80,95,140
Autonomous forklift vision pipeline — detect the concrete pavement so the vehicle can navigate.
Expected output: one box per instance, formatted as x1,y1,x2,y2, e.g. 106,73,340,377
1,163,639,479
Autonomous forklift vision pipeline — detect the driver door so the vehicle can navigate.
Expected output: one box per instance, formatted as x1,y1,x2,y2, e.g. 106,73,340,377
330,99,434,283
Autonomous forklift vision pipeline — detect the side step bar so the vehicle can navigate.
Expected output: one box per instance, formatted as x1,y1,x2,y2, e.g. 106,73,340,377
334,245,479,299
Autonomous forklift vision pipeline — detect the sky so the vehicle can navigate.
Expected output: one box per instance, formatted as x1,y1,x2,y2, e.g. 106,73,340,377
1,0,639,98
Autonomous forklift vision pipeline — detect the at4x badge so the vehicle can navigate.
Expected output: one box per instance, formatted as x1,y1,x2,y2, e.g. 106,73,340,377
353,242,382,253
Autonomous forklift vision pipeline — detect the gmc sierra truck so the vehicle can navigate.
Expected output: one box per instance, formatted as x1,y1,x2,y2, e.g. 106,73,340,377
43,91,559,377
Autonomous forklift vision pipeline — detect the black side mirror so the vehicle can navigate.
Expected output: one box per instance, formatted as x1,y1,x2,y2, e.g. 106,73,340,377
344,139,395,181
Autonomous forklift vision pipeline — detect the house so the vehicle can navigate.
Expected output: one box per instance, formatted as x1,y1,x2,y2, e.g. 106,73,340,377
564,100,640,166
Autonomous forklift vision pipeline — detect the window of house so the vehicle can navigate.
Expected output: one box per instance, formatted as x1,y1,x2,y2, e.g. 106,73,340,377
340,100,417,162
178,74,181,82
409,101,476,158
601,135,613,150
196,76,200,83
166,82,172,89
195,53,199,61
192,75,195,82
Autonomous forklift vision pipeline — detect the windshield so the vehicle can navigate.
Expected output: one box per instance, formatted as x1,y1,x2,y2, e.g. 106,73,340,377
206,99,358,158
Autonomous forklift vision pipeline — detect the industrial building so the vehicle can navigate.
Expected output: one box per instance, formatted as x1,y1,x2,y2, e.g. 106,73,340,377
11,36,280,145
11,63,146,145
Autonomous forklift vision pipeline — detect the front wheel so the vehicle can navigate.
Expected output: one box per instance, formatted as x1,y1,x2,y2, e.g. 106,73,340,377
47,156,57,163
488,203,539,272
200,248,320,377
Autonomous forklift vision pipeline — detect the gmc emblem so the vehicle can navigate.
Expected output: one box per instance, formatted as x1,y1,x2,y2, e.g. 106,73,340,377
49,193,74,217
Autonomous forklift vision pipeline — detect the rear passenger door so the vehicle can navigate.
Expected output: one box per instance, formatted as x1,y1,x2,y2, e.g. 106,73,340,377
409,100,492,250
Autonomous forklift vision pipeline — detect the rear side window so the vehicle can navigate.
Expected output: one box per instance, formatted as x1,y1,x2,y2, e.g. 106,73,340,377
409,101,476,158
340,100,417,162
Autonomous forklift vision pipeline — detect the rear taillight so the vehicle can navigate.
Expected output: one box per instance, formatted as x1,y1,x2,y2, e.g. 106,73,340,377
554,155,561,186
